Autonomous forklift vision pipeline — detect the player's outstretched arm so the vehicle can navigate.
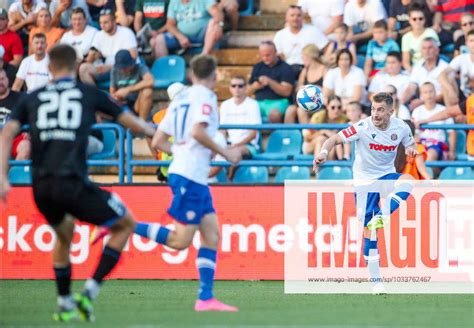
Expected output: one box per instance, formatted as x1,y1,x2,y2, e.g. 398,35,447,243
0,120,21,201
404,144,419,159
151,129,172,155
191,122,242,165
313,134,343,172
117,112,156,138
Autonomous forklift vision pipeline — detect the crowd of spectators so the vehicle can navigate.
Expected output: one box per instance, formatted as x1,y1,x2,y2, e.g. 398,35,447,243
0,0,473,179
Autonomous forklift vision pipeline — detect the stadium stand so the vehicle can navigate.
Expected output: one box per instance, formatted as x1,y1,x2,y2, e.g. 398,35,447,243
233,166,269,183
317,166,353,180
253,130,302,160
275,166,311,182
8,165,32,184
150,55,186,88
438,167,473,180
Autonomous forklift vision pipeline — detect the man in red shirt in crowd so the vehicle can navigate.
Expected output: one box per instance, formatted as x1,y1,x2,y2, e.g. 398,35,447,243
0,8,24,67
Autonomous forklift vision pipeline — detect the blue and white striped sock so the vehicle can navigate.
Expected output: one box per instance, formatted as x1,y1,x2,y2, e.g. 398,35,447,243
134,222,170,245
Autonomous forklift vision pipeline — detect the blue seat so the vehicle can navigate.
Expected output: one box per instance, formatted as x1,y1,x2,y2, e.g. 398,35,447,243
450,130,467,160
426,166,434,178
317,166,352,180
239,0,253,16
254,130,302,160
438,167,472,180
151,55,186,89
233,166,269,183
215,168,229,183
89,129,117,160
293,154,313,161
8,166,32,185
275,166,311,183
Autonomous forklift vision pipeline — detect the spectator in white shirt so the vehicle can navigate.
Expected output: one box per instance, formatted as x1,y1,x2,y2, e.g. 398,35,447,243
411,82,456,162
220,76,261,159
273,5,328,77
401,37,447,109
323,49,368,107
343,0,386,45
50,0,91,29
8,0,47,33
368,51,410,100
60,7,98,62
79,9,137,85
12,32,50,92
297,0,344,36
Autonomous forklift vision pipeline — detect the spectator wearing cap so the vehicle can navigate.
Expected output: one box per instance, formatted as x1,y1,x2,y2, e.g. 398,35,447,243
247,40,295,123
152,0,225,58
0,46,19,88
79,9,137,85
0,8,24,67
49,0,91,29
110,50,154,120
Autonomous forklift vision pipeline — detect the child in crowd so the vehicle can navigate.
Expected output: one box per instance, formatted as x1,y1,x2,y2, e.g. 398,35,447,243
324,23,357,67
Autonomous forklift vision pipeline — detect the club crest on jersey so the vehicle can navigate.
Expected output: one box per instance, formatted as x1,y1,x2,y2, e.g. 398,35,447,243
391,133,398,141
202,104,212,115
342,126,357,138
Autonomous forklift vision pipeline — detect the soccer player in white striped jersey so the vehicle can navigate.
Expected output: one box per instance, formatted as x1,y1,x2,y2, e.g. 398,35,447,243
313,92,418,294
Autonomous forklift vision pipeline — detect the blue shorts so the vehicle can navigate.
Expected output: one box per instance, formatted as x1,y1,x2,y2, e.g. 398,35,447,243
167,174,215,225
164,25,208,52
355,172,402,227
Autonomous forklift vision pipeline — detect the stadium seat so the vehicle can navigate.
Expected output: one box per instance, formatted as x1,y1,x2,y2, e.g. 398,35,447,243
89,129,117,160
151,55,186,89
426,166,434,178
317,166,352,180
233,166,269,183
239,0,253,16
215,168,229,183
293,154,313,161
438,167,473,180
253,130,302,160
8,166,32,185
275,166,311,183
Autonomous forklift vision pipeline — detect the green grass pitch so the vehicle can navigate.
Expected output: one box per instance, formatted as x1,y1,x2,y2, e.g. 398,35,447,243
1,280,473,327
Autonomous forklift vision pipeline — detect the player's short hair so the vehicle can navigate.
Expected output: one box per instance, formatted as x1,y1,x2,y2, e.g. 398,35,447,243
335,23,349,32
373,20,387,30
372,92,394,108
190,55,217,80
231,75,247,84
49,44,77,72
336,49,353,66
386,51,402,62
71,7,86,18
32,32,46,41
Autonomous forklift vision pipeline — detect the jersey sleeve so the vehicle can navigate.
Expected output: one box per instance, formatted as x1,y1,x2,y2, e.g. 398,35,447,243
95,89,124,120
190,99,213,126
338,121,363,143
401,122,415,147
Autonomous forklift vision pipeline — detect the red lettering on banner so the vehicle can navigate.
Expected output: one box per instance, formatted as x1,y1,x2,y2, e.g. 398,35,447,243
342,126,357,138
369,143,397,151
391,195,417,268
421,192,442,268
202,104,212,115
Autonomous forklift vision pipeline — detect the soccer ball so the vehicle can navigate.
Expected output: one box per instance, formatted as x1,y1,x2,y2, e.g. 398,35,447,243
296,84,324,112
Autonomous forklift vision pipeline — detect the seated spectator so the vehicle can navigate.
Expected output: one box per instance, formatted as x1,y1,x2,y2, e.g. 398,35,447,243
401,6,439,72
368,51,410,99
274,5,328,77
401,37,448,108
220,75,261,160
87,0,136,26
0,68,30,160
298,0,344,36
153,0,224,58
364,20,400,78
247,40,294,123
7,0,47,37
343,100,364,159
433,0,474,40
343,0,387,46
396,120,432,179
411,82,456,162
60,7,98,62
110,50,154,120
29,8,65,54
217,0,239,31
134,0,169,55
79,10,137,86
0,46,18,87
381,84,411,119
454,13,473,56
323,49,368,108
388,0,433,40
12,32,50,92
323,23,357,67
0,8,24,67
50,0,91,29
302,95,348,158
285,44,328,124
439,30,474,107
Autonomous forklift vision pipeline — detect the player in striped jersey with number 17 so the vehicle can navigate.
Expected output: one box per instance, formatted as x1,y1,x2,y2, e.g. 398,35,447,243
313,92,419,294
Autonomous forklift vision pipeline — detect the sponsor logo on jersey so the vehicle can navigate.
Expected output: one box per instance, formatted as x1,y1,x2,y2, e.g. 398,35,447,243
369,143,397,151
342,126,357,138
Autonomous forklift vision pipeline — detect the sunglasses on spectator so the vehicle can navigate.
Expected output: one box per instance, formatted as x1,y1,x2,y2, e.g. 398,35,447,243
329,105,342,110
462,21,474,26
100,8,113,16
411,17,425,21
231,84,245,88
